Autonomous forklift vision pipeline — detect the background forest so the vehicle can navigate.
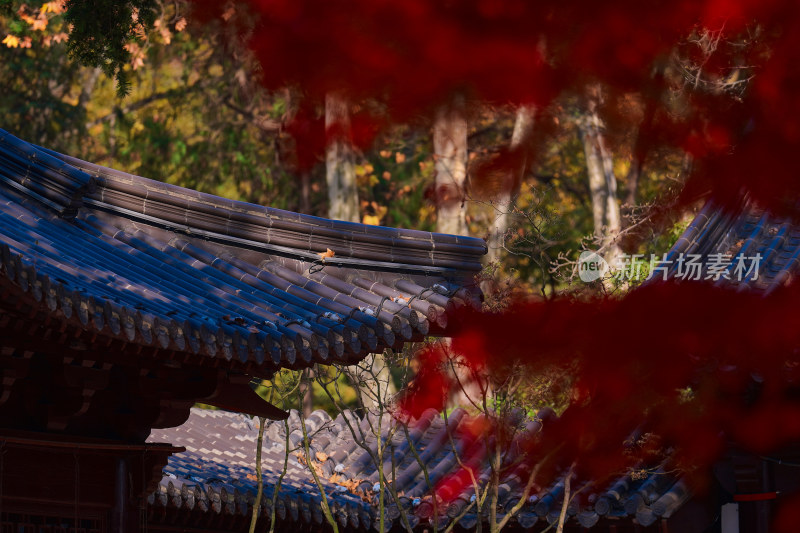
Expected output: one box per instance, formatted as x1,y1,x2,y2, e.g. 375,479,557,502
0,0,690,295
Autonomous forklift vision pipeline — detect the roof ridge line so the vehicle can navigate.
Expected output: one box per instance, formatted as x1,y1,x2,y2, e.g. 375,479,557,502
31,142,488,263
0,130,96,218
83,196,479,275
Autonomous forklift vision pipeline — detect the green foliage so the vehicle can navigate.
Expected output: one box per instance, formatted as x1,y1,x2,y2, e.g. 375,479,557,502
0,41,87,150
0,3,88,150
0,1,305,209
0,0,13,16
64,0,158,96
254,366,360,416
362,128,437,230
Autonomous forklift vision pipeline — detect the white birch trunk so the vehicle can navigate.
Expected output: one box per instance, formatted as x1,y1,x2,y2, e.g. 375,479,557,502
325,93,360,223
485,105,535,264
359,353,397,410
580,88,622,269
433,97,469,236
432,98,481,407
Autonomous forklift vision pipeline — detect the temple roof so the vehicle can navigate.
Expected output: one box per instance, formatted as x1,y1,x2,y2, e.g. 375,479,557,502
0,130,485,376
147,408,691,532
661,199,800,291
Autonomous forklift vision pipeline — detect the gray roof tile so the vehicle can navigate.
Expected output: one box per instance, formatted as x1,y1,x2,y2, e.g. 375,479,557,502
148,407,688,531
0,130,485,375
660,199,800,291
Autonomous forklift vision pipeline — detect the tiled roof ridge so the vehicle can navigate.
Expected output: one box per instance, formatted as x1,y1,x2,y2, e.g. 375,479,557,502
0,199,446,369
26,137,487,274
0,130,96,218
655,196,800,292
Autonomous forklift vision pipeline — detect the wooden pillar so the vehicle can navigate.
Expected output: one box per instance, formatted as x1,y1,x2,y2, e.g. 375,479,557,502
112,457,128,533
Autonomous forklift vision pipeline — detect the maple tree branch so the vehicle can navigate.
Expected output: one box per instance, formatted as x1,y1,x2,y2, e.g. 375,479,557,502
222,98,282,132
86,82,205,128
299,370,340,533
248,416,266,533
316,363,415,533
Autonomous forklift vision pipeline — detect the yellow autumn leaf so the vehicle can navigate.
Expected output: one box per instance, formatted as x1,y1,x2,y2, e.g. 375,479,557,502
362,214,381,226
2,34,19,48
159,26,172,44
41,1,64,14
31,16,48,31
318,248,335,262
355,163,374,177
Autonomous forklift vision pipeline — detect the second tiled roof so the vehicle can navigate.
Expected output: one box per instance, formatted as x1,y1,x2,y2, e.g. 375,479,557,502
148,408,690,532
661,199,800,292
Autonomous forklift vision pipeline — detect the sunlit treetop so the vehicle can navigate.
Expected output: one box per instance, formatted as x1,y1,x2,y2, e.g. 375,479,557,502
0,0,183,96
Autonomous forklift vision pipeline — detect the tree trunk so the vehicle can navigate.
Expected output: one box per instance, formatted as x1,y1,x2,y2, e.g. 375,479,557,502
485,105,535,265
300,172,311,214
358,354,397,411
325,93,360,222
301,368,313,418
78,67,102,109
623,98,651,211
432,98,480,407
326,95,396,407
598,129,622,247
624,153,641,208
433,96,468,236
556,464,575,533
580,87,622,268
248,416,266,533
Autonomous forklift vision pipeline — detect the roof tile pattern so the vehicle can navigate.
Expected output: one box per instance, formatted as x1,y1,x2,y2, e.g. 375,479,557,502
148,408,690,531
662,200,800,291
0,131,485,374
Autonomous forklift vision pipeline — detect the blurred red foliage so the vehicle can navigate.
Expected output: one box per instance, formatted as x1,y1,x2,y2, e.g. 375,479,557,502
188,0,800,523
190,0,800,216
400,281,800,520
